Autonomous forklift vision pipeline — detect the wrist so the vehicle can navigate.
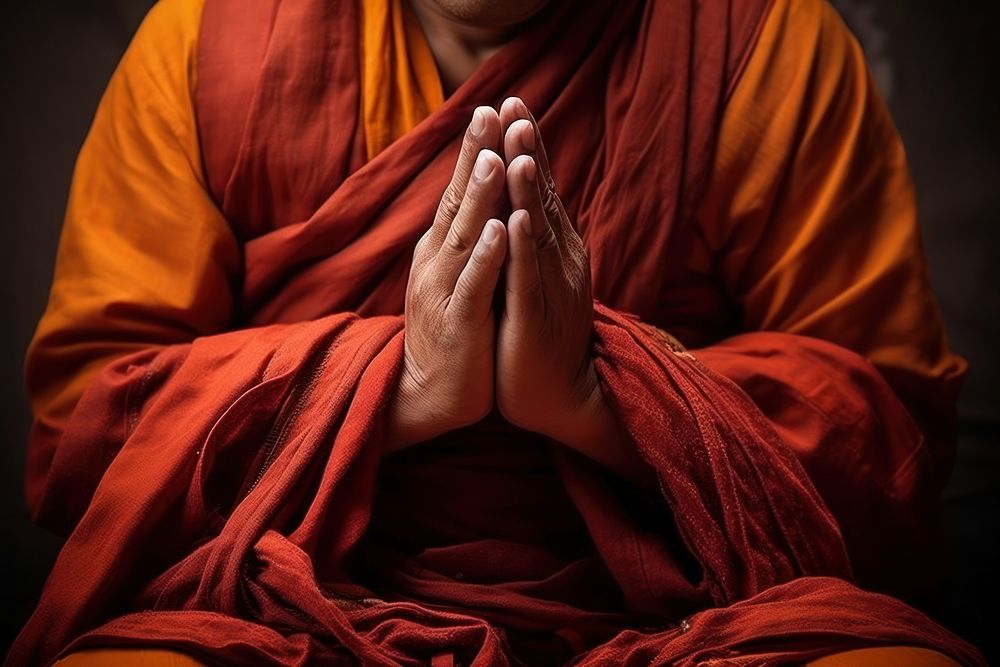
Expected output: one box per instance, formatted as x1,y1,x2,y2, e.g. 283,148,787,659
385,361,491,454
384,365,436,454
550,365,656,489
550,365,607,450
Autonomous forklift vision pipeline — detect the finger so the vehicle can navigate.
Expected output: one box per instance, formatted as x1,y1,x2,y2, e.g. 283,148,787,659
499,97,554,188
502,111,576,250
504,208,543,326
507,154,562,251
499,96,520,128
503,118,535,167
423,106,502,256
502,100,588,293
450,218,508,323
499,96,525,162
506,155,564,286
437,149,506,285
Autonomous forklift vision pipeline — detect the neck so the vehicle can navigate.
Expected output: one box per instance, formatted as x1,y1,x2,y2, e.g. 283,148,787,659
406,0,520,95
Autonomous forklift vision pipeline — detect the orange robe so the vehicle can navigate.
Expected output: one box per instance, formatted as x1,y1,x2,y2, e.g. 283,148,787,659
20,0,972,665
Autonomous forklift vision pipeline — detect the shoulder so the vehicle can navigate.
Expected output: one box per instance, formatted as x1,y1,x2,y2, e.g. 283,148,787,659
754,0,855,53
737,0,872,115
89,0,206,168
699,0,892,249
132,0,204,59
117,0,204,111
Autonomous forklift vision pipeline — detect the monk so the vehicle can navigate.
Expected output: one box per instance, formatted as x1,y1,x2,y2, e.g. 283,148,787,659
8,0,984,664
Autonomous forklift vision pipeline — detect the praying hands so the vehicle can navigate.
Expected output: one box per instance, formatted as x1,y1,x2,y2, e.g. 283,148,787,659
387,98,650,486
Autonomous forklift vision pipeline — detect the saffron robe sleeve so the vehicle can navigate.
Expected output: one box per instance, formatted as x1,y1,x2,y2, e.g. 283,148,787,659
683,0,967,595
22,0,404,536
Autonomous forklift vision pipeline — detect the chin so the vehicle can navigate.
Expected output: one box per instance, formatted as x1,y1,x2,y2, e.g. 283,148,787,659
426,0,551,29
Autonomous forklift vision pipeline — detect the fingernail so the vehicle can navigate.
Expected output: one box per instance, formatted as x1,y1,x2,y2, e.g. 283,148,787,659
516,98,529,117
483,220,499,243
470,108,485,137
514,209,532,236
523,158,536,182
519,121,536,151
474,150,494,181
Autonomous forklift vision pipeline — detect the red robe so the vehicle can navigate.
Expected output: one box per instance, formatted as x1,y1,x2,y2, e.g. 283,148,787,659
9,0,983,664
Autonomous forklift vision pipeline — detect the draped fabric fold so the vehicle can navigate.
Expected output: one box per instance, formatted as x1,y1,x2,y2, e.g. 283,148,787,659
11,307,981,665
11,315,407,665
695,333,946,593
588,306,852,605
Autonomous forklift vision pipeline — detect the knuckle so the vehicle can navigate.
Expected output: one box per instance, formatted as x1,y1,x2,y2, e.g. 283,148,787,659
427,273,452,304
541,188,562,221
411,263,432,290
544,170,557,192
443,227,474,256
412,232,432,262
437,186,464,222
413,234,427,255
412,275,449,312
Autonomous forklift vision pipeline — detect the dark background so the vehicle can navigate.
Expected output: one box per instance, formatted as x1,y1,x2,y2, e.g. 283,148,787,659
1,0,997,662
